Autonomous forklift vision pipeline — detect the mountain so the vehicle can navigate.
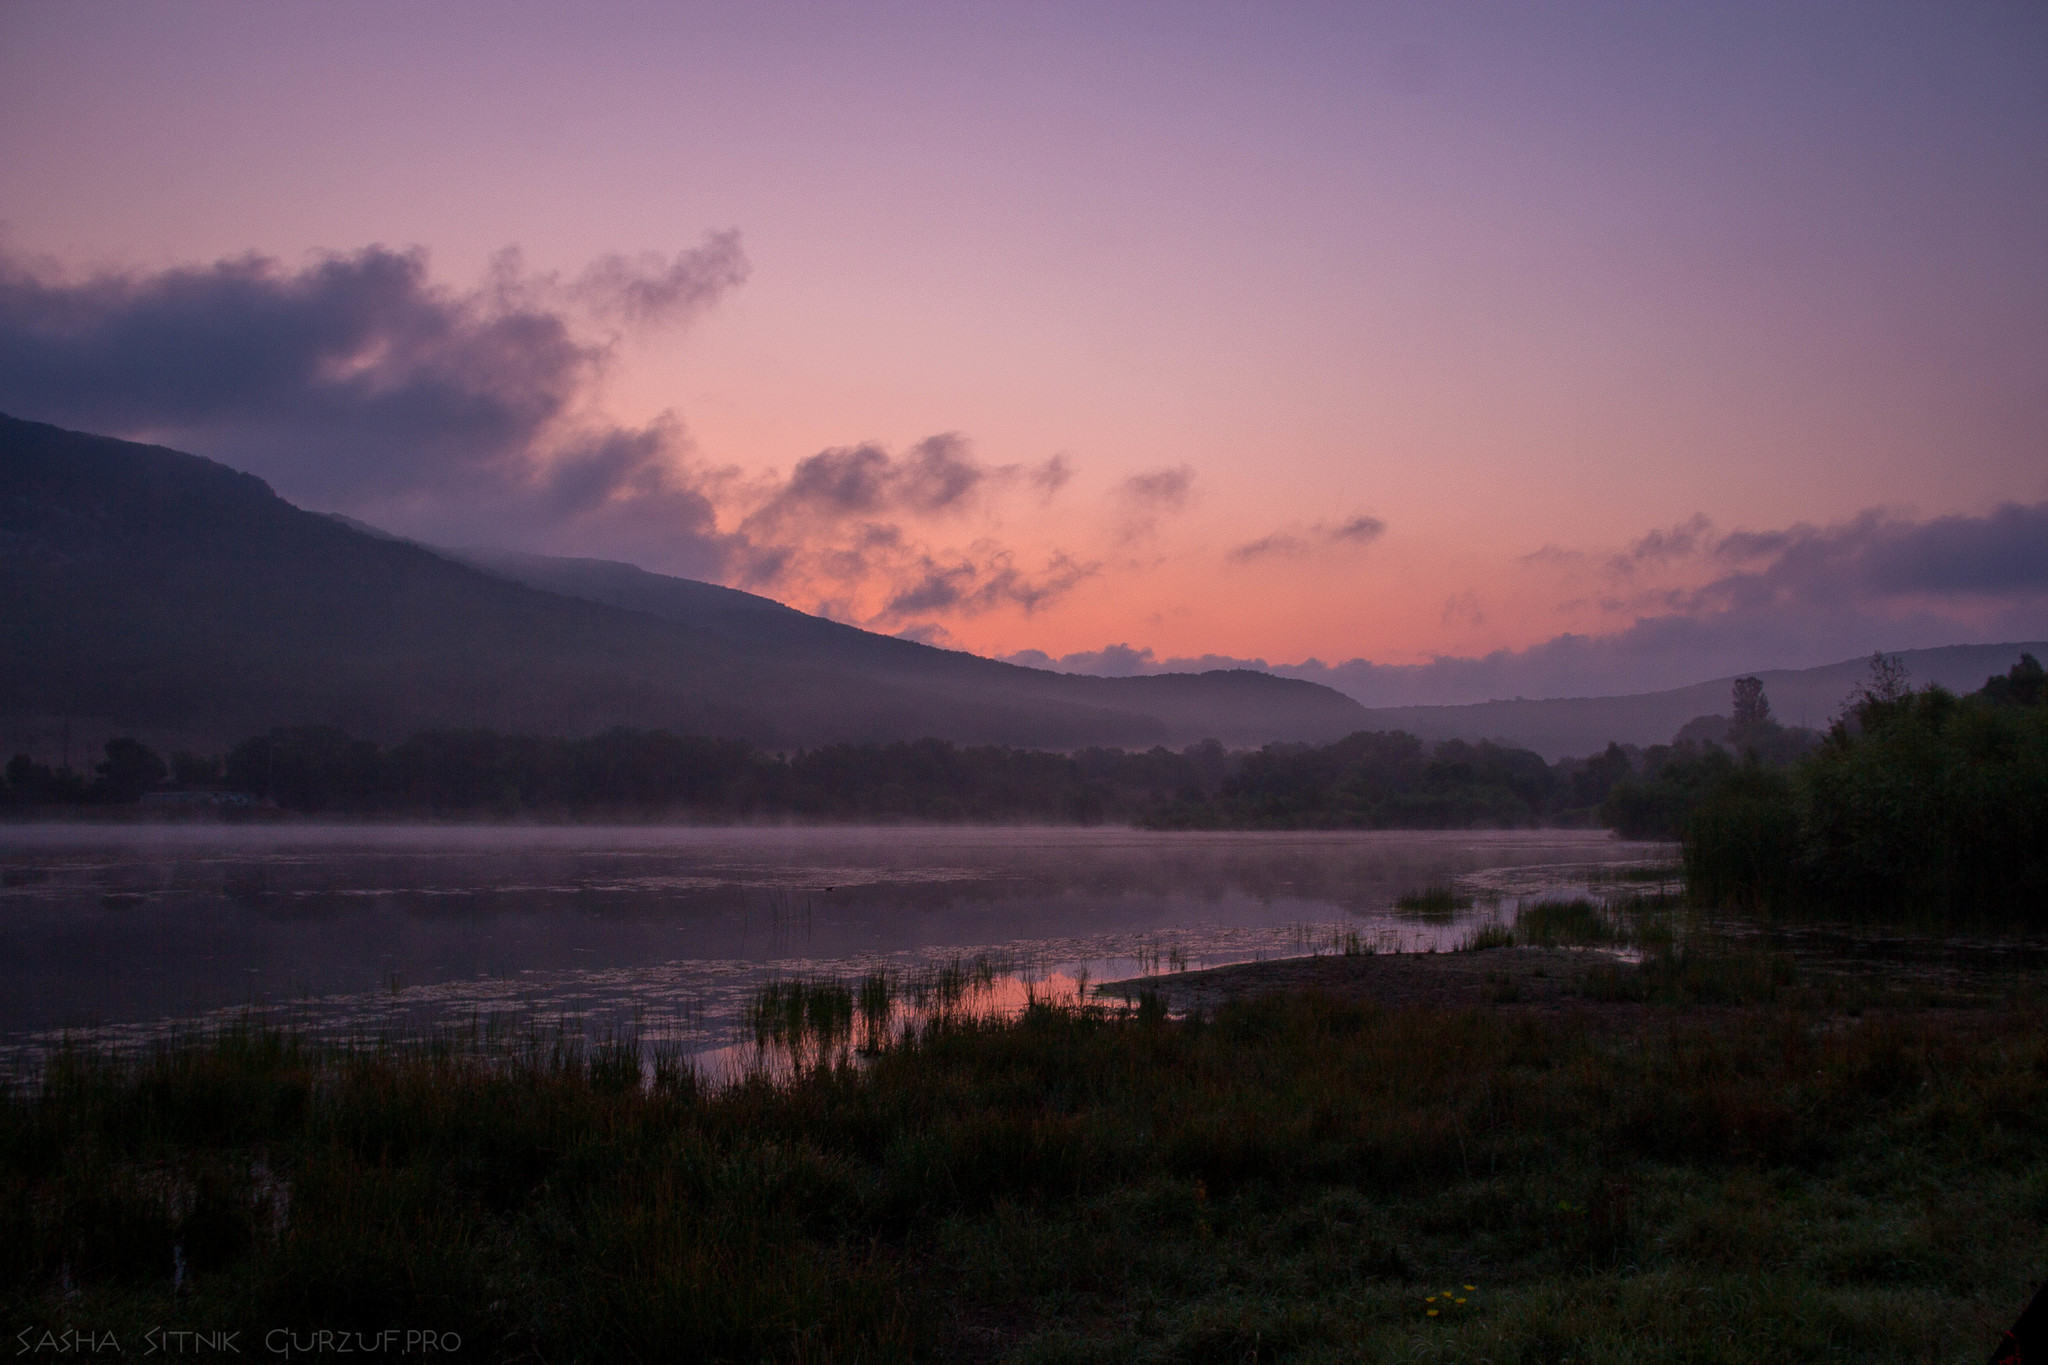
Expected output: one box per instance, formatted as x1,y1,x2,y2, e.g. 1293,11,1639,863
451,548,1384,750
1356,643,2048,760
0,414,1369,757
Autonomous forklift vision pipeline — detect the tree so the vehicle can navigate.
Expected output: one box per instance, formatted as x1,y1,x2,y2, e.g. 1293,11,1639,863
1731,676,1771,726
93,737,167,803
170,751,223,788
1978,653,2046,708
1854,652,1911,708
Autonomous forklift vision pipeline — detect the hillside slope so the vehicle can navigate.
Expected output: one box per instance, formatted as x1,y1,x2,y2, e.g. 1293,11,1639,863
454,547,1370,743
0,415,1367,756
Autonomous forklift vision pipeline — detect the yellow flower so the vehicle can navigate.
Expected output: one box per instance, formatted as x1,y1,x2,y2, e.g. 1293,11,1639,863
1455,1298,1467,1305
1427,1310,1439,1317
1425,1296,1436,1303
1464,1284,1476,1290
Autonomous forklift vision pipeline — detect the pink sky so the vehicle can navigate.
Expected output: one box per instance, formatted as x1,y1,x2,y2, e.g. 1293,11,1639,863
3,1,2043,688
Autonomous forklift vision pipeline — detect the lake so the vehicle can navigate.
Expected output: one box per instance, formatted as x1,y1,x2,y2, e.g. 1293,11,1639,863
0,825,1672,1065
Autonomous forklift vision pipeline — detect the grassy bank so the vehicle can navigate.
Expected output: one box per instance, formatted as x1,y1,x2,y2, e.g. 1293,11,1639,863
5,963,2042,1362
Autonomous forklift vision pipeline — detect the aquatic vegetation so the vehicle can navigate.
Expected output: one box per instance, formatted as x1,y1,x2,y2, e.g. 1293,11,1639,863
749,977,855,1049
1395,883,1473,917
1456,922,1516,952
1512,897,1621,946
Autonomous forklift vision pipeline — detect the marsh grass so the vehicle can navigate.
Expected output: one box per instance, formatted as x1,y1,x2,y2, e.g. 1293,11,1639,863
4,969,2042,1362
1513,897,1623,946
1394,884,1473,918
1456,922,1516,952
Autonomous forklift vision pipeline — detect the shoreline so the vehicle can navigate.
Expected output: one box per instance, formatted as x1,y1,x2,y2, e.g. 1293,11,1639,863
1098,945,1636,1019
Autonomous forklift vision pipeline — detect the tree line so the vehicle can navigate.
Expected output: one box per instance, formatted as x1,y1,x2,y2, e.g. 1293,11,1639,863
1681,653,2048,922
9,660,2034,904
3,723,1647,826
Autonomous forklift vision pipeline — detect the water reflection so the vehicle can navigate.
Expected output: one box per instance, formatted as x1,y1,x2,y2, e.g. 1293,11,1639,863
0,825,1670,1066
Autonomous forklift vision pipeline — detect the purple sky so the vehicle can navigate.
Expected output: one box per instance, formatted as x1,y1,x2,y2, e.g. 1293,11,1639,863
3,1,2044,701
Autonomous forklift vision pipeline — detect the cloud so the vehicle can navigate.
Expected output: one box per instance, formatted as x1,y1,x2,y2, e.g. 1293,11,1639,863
1114,464,1195,540
568,233,749,328
718,432,1098,627
1698,503,2048,601
1228,532,1307,562
746,432,991,529
1606,513,1711,575
1012,503,2048,706
1030,454,1073,499
0,238,752,573
1121,465,1195,510
1228,514,1385,563
1329,514,1387,544
878,549,1096,620
0,242,1104,619
1002,642,1165,677
1441,592,1485,626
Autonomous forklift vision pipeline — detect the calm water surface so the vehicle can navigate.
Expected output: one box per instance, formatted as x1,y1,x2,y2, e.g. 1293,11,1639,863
0,825,1671,1062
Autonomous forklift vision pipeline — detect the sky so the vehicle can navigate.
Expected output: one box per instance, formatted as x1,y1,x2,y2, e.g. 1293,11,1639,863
3,1,2044,704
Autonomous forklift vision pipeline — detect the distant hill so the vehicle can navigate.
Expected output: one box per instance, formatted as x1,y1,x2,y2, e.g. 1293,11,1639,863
451,548,1377,752
1357,643,2048,760
0,414,1369,758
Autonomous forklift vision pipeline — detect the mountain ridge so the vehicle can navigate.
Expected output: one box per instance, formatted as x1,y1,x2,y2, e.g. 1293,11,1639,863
453,543,2044,761
0,413,1369,757
1353,642,2048,759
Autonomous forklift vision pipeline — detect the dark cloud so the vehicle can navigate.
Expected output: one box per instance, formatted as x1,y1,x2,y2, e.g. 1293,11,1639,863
1607,514,1711,574
1704,503,2048,600
1030,454,1073,498
1329,515,1387,544
1867,503,2048,594
720,435,1096,626
0,246,576,500
1120,465,1194,510
1105,464,1195,541
0,241,1101,620
568,234,749,328
1229,514,1384,563
880,550,1096,620
0,239,750,572
728,434,1096,623
747,433,993,529
1228,532,1307,563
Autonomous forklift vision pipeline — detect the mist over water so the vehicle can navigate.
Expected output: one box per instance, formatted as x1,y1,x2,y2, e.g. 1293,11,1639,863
0,825,1668,1063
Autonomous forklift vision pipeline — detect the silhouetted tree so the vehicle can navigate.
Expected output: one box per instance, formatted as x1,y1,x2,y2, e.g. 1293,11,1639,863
91,737,167,803
1731,676,1771,726
1979,653,2046,708
1567,742,1634,808
1851,652,1912,718
169,751,223,788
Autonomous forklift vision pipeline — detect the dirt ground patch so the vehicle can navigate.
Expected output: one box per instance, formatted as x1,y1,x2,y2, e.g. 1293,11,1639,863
1099,946,1627,1018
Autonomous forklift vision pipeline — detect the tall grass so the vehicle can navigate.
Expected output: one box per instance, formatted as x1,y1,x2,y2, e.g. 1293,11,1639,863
5,978,2041,1362
1453,894,1683,952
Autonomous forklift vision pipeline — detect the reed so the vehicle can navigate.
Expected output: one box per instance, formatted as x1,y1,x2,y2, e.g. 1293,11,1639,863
1394,883,1472,917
